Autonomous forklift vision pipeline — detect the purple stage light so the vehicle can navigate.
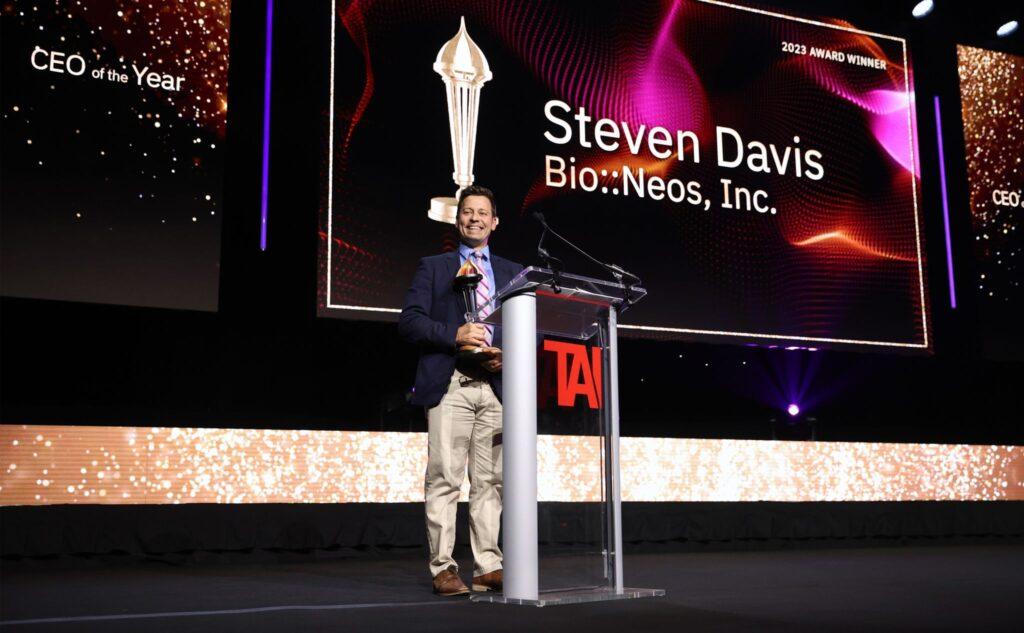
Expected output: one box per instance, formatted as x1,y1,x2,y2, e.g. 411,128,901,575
787,404,800,417
933,96,956,309
260,0,274,251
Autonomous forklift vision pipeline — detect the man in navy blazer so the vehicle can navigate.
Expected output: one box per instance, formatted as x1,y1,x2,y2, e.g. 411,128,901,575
399,185,523,597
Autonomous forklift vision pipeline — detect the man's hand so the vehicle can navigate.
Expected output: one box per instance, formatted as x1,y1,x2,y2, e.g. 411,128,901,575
456,323,488,348
479,347,502,373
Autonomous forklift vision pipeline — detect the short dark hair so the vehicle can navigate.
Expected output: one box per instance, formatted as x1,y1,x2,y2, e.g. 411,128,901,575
457,185,497,217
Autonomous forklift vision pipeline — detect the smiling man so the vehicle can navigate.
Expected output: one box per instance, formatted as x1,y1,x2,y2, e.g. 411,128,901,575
398,185,523,597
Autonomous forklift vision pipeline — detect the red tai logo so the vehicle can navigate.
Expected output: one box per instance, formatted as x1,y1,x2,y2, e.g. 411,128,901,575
540,340,603,409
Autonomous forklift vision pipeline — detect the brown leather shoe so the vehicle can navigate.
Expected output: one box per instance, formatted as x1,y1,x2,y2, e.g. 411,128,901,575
432,566,470,597
472,569,503,592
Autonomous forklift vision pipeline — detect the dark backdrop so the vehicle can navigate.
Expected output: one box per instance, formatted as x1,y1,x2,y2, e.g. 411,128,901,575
1,0,1022,446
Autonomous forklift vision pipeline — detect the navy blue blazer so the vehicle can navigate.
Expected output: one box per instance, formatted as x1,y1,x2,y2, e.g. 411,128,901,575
398,250,524,408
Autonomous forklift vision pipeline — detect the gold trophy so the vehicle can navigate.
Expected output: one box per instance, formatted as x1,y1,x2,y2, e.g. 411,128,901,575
453,257,488,359
429,17,493,224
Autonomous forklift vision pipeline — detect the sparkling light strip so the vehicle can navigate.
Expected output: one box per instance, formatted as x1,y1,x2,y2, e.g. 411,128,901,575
1,425,1020,506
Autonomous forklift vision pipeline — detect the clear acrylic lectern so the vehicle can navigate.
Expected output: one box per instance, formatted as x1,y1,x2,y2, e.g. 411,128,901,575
469,266,665,606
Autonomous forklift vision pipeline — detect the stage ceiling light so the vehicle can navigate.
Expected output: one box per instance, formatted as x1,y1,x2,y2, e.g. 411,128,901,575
997,20,1019,37
787,404,801,417
912,0,934,19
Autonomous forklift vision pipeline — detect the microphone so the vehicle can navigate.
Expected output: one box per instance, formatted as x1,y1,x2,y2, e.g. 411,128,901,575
534,212,561,270
529,210,642,302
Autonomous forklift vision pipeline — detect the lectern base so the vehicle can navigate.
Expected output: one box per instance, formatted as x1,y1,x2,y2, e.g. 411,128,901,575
470,587,665,607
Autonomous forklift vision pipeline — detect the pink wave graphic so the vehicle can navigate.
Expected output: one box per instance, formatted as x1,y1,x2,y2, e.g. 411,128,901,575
791,230,916,262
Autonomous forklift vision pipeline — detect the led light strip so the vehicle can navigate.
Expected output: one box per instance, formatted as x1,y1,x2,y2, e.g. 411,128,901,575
326,0,337,300
330,305,402,314
902,39,929,347
2,425,1020,505
933,96,957,309
696,0,908,42
259,0,274,251
615,324,928,348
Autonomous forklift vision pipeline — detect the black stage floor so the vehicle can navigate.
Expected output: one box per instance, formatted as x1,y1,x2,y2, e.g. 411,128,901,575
1,543,1021,632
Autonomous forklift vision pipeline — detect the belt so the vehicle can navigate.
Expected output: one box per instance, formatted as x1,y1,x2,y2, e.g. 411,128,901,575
454,362,490,384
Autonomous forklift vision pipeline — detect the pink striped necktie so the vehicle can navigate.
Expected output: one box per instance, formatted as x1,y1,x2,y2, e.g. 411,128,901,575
472,251,494,346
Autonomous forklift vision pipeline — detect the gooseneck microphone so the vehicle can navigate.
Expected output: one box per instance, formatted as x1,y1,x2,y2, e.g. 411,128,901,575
530,211,642,303
533,211,563,292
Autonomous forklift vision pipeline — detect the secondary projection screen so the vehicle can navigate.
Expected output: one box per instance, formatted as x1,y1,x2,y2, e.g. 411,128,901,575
957,45,1024,360
319,0,928,350
0,0,230,312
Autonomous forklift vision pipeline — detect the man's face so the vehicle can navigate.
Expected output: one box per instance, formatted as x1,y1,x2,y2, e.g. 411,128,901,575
456,195,498,248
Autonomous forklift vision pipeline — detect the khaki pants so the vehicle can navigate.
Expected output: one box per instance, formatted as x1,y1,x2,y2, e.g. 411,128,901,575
425,369,503,578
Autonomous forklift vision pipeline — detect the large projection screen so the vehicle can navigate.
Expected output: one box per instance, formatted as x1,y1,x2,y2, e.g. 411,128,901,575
957,45,1024,360
0,0,230,312
319,0,928,351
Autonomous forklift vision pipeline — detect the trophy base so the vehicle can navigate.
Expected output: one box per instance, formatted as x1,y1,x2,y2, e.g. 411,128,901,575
457,346,486,361
429,197,459,224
